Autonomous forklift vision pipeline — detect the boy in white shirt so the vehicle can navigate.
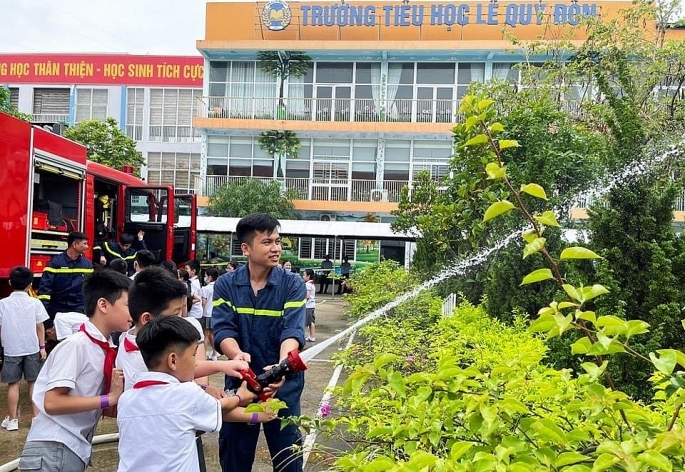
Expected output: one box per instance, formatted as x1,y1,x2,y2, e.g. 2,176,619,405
0,266,49,431
304,268,317,342
185,260,204,319
201,268,218,361
19,270,132,471
117,316,267,472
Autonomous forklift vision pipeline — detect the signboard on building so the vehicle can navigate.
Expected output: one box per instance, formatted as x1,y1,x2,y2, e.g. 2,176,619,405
0,54,203,86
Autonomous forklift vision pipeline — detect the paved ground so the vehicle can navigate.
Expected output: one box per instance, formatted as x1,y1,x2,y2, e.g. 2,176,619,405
0,295,352,471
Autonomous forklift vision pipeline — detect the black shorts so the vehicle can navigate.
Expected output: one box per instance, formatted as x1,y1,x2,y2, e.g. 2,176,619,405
306,308,316,326
200,317,212,330
1,353,43,383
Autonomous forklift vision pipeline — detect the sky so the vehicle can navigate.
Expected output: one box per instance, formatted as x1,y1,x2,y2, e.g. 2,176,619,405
0,0,213,56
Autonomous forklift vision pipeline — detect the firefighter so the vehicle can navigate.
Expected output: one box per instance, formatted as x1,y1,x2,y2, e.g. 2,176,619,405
37,231,94,345
102,230,148,275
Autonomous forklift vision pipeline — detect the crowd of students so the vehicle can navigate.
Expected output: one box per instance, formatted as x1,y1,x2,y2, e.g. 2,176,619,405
0,213,312,472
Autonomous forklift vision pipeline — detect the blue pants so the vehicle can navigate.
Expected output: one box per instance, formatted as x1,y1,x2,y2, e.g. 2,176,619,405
220,372,304,472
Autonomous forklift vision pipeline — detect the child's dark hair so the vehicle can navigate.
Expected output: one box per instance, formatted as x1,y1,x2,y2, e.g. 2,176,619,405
9,266,33,290
205,267,219,282
83,270,132,318
177,268,190,281
137,316,200,369
135,250,157,268
160,260,177,274
236,213,280,245
129,266,189,323
304,268,315,280
120,233,135,246
109,259,128,275
186,260,200,274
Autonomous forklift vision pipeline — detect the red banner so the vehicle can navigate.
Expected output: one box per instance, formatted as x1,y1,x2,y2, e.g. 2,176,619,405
0,54,204,86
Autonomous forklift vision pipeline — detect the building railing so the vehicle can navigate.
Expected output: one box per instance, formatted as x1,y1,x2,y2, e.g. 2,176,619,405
194,175,685,215
32,113,69,123
196,175,409,202
197,96,462,124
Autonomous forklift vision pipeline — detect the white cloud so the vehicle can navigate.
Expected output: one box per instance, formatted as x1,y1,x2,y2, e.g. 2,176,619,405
0,0,210,55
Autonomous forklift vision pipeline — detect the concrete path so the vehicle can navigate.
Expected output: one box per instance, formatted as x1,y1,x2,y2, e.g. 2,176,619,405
0,296,352,471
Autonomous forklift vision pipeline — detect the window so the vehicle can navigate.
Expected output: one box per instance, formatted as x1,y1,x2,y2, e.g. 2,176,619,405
207,61,277,118
316,63,353,84
75,88,108,123
32,88,70,118
417,63,455,84
146,152,201,193
126,88,144,141
9,88,19,108
207,136,276,178
149,88,202,143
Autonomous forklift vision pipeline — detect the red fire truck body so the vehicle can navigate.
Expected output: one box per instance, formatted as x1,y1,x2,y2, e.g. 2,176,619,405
0,112,196,294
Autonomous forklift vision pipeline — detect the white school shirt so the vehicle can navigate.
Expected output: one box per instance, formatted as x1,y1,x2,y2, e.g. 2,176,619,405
306,280,316,309
116,318,204,391
117,371,222,472
202,281,215,318
0,291,49,356
188,276,203,319
53,311,89,341
27,321,113,465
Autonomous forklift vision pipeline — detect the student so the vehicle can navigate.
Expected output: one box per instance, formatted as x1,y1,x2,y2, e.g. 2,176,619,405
19,270,132,472
213,213,307,472
184,260,203,320
108,259,129,275
201,268,219,361
117,316,272,472
303,269,317,343
0,266,49,431
129,249,156,281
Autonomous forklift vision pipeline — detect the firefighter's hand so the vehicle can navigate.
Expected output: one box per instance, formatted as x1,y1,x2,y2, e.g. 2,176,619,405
262,364,286,393
137,230,145,241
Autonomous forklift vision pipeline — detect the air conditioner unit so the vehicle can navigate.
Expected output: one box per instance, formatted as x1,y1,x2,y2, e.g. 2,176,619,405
320,214,335,221
370,189,389,202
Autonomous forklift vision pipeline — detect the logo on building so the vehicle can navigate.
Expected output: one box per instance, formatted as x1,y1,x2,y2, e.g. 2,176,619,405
262,0,292,31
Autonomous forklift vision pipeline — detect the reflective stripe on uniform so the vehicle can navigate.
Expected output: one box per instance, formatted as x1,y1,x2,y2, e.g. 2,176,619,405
213,298,306,317
42,267,94,274
37,294,51,300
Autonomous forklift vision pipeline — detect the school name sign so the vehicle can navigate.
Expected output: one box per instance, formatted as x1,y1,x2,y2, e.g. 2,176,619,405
265,1,599,29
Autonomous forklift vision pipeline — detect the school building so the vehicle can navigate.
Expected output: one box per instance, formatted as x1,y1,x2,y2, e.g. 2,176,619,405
0,54,204,194
193,0,685,226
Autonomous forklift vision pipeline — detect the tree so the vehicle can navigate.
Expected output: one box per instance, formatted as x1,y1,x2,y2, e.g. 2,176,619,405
209,178,296,219
65,117,144,175
258,130,301,178
257,51,311,105
0,86,32,121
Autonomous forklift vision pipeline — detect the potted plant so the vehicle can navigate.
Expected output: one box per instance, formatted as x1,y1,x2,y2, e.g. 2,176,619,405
258,130,301,179
257,51,312,119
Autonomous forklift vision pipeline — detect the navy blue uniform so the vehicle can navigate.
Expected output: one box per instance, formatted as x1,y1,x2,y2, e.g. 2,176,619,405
37,252,94,327
212,265,306,472
102,239,147,275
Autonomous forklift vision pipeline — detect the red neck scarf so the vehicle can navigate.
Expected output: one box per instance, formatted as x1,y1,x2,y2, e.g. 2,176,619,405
123,337,139,353
79,324,116,394
133,380,168,389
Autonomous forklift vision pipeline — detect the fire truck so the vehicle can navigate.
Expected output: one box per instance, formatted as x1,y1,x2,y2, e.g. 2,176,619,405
0,111,197,296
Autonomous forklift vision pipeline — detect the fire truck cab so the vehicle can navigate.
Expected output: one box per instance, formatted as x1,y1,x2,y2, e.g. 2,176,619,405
0,111,196,295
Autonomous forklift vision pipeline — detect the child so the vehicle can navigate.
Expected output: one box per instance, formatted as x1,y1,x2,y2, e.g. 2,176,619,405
116,266,274,422
117,316,267,472
201,268,218,361
19,270,132,471
304,268,317,342
0,266,49,431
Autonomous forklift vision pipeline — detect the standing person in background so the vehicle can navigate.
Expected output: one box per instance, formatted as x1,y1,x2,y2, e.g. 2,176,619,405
225,261,238,273
0,266,48,431
303,269,317,343
282,260,292,272
201,268,219,361
319,254,333,294
37,231,93,347
185,261,204,321
336,256,352,295
213,213,306,472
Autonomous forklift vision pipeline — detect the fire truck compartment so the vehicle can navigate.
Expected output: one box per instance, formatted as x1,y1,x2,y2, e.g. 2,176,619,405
33,170,82,232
